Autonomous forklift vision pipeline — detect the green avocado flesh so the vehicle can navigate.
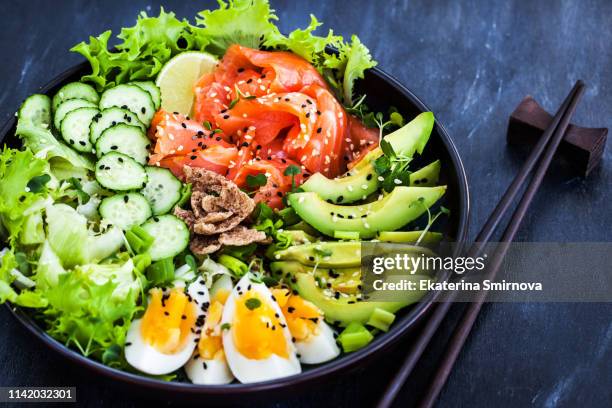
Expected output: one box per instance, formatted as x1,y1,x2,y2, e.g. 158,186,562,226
409,160,441,187
288,185,446,239
294,273,428,326
273,241,362,268
377,231,443,245
300,112,435,204
270,261,362,294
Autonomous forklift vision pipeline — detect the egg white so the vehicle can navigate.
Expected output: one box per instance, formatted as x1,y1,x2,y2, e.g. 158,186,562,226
125,279,210,375
295,320,340,364
222,274,301,383
185,355,234,385
185,274,235,384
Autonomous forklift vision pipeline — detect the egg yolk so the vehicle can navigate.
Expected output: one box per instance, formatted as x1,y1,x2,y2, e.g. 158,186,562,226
273,288,323,342
232,290,289,359
140,288,197,354
197,289,230,360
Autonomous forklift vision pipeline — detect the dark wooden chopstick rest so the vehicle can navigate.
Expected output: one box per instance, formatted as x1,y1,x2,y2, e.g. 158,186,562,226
507,95,607,176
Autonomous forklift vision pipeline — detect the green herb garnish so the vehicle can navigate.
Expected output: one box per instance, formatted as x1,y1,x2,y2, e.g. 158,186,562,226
245,298,262,310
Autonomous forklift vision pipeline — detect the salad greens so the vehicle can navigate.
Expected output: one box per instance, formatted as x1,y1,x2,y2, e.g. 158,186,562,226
0,0,449,381
71,0,376,105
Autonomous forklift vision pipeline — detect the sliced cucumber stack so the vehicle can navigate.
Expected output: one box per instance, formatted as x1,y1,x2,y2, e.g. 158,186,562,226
60,107,100,152
95,152,147,191
99,84,155,126
141,215,189,261
96,124,150,164
52,82,99,112
19,94,52,129
54,99,97,130
99,193,152,230
90,107,145,144
130,81,161,110
141,167,182,215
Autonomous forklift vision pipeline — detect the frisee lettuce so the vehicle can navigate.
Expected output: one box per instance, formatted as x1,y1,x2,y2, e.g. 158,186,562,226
70,0,376,105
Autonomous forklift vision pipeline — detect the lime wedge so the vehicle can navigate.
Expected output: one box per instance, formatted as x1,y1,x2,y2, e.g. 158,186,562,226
155,51,218,115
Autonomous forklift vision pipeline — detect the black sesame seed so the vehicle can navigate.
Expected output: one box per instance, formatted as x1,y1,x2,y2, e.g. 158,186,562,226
118,157,124,163
308,256,315,261
121,105,128,109
191,155,197,160
181,122,187,128
246,78,253,84
110,145,118,150
316,127,322,133
237,67,245,73
123,195,129,203
141,107,146,114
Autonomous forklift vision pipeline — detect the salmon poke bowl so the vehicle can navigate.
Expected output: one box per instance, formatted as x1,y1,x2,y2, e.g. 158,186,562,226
0,0,468,396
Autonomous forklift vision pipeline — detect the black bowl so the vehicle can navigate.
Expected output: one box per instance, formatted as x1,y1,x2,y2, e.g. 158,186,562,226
1,62,469,402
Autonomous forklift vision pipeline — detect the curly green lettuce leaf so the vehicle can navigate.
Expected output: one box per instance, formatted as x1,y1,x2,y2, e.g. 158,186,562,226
42,257,141,362
0,249,47,307
0,148,50,245
264,15,341,67
70,8,200,90
194,0,280,55
46,204,124,268
15,123,94,173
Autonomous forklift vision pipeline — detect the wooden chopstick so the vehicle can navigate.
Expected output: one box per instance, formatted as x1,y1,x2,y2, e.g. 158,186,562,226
377,80,585,408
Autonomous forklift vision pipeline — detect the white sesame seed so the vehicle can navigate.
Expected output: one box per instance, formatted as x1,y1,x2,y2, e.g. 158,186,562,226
259,85,266,91
378,176,385,181
298,196,305,203
348,185,354,192
394,178,402,185
210,92,217,97
177,145,184,151
361,184,368,190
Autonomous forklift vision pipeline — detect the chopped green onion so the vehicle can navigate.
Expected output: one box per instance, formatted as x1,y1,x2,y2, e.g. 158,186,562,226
146,258,175,286
125,225,154,254
337,322,374,352
366,308,396,332
133,253,152,274
176,183,192,208
334,231,360,240
217,254,248,277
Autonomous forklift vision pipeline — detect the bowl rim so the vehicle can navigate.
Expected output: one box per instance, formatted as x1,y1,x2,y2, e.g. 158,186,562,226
2,61,470,394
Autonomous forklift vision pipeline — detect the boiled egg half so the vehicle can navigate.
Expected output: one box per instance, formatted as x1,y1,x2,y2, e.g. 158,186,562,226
221,274,301,383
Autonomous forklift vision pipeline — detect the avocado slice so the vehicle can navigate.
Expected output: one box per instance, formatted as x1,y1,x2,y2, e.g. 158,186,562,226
301,112,435,203
377,230,443,246
409,160,441,187
273,241,362,268
288,186,446,239
270,261,362,294
294,273,428,326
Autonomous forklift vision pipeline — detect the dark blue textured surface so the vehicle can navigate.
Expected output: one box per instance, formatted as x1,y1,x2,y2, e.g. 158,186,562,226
1,1,610,407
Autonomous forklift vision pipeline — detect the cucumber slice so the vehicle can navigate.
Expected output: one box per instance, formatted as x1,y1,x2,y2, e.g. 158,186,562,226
52,82,99,112
99,84,155,126
141,215,189,261
96,124,150,164
54,99,97,129
95,152,147,191
131,81,161,110
18,94,51,128
141,167,182,215
90,107,145,144
99,193,152,230
60,107,99,153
